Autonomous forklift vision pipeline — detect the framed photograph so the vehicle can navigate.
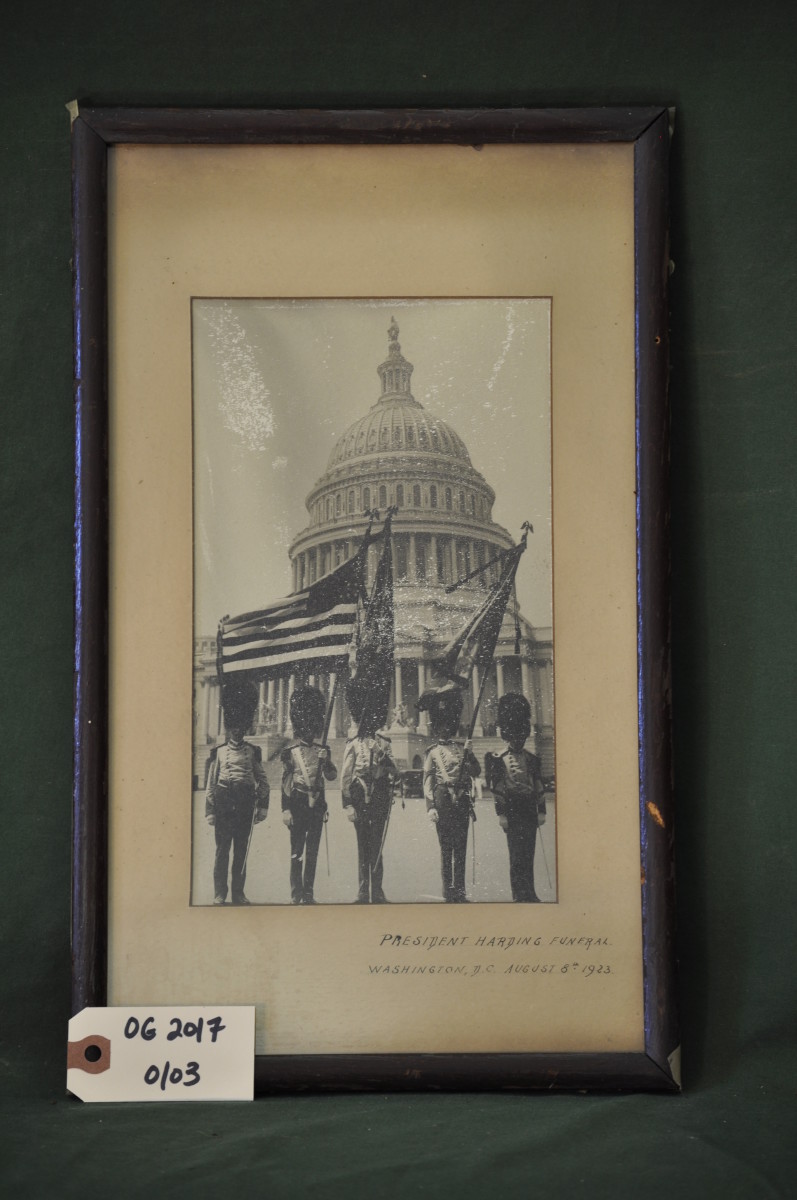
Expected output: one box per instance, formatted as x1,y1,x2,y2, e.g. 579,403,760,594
73,107,677,1091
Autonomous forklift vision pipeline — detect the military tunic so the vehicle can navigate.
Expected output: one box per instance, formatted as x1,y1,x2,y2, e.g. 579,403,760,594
281,740,337,904
205,737,270,904
491,747,546,902
341,733,398,903
423,740,480,902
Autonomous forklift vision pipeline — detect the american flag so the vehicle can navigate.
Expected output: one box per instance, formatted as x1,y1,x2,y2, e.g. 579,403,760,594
218,547,368,679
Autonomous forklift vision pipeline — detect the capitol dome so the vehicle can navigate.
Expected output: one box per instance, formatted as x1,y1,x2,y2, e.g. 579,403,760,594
292,319,503,559
281,319,554,769
324,317,471,470
326,398,473,473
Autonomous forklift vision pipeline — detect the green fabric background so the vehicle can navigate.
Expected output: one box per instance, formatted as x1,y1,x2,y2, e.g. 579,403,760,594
2,1,795,1195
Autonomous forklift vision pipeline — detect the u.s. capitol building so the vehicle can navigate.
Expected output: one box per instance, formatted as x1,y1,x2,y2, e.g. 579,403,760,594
194,320,554,786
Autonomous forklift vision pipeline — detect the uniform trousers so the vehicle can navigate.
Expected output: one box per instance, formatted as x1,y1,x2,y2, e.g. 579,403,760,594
434,786,471,902
505,809,540,902
213,787,257,902
353,783,391,901
287,792,326,903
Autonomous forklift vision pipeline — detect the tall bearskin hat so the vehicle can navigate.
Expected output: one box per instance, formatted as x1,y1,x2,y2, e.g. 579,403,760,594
289,685,326,740
496,691,531,729
416,683,464,736
221,678,259,730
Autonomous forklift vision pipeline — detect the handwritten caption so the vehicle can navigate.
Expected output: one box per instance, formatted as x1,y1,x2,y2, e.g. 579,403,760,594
367,933,614,979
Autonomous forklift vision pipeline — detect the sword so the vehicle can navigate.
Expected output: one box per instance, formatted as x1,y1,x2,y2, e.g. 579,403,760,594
241,802,259,876
536,820,552,892
324,812,330,876
373,788,394,874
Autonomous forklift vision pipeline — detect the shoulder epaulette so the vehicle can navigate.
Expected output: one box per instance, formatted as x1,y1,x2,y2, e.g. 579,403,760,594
208,744,220,759
252,744,262,761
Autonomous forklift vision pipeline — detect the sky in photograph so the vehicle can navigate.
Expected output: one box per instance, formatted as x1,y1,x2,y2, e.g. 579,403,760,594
192,298,552,634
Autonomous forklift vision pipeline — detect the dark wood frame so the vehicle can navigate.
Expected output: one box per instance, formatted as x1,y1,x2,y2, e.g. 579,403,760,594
72,107,676,1093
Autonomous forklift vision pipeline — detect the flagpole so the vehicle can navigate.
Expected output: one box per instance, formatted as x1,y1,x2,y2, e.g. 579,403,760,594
444,548,507,594
468,660,492,740
447,524,533,832
321,669,341,747
354,505,396,739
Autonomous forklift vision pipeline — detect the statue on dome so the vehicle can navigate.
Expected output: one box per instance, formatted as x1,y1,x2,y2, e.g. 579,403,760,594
388,316,399,343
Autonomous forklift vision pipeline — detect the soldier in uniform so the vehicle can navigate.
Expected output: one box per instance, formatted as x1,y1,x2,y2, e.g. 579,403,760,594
205,680,269,905
418,685,480,903
485,692,546,903
280,685,337,905
341,725,399,903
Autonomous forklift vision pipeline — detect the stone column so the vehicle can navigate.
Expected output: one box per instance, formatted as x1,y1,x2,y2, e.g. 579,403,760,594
417,661,429,733
521,660,533,713
429,534,438,584
282,677,290,736
256,680,267,733
538,661,551,726
391,660,403,729
275,678,284,735
196,678,208,744
206,683,215,738
521,660,538,752
409,533,417,582
496,658,505,700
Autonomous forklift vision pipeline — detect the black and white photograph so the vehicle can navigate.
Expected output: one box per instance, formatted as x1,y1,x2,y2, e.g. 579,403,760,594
191,298,555,907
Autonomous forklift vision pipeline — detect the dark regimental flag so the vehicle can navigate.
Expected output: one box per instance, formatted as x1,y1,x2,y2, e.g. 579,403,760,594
217,545,369,679
430,536,527,690
345,512,395,734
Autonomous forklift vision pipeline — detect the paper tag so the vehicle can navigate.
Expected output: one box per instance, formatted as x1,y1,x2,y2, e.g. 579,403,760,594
67,1007,255,1102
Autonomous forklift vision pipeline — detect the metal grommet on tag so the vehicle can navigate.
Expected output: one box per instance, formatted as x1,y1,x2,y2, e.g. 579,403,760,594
67,1034,111,1075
